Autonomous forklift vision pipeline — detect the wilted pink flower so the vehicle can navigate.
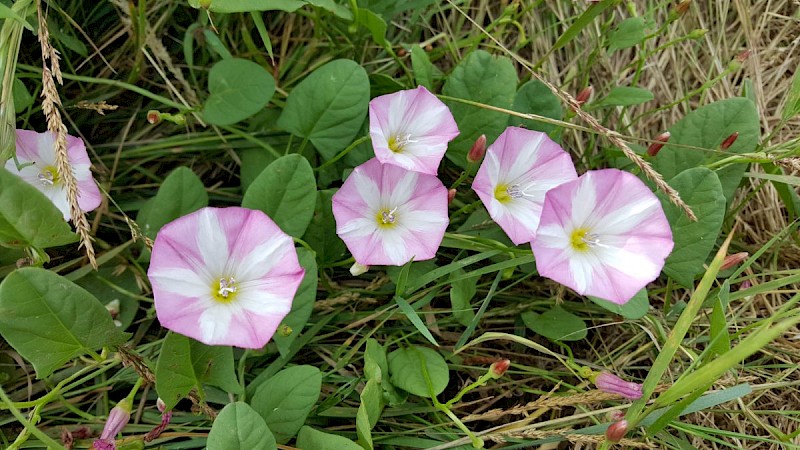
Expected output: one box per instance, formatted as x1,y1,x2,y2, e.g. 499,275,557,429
4,130,101,221
144,398,172,442
575,86,593,106
369,86,459,175
93,399,132,450
593,371,643,399
532,169,673,304
147,207,305,348
472,127,577,245
332,158,449,266
721,251,748,270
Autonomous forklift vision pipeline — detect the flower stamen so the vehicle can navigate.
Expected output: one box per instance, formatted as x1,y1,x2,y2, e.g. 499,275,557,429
570,228,602,252
388,133,416,153
377,207,398,227
37,166,59,186
214,277,237,302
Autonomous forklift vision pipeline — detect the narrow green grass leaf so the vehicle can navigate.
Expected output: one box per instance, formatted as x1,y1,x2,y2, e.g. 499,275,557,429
782,68,800,120
551,0,616,53
594,86,654,107
250,11,274,62
394,295,438,347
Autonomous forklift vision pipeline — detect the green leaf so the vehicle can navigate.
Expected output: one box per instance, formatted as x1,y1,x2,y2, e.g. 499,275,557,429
358,0,437,18
388,346,449,398
449,269,477,326
75,267,142,330
394,295,438,347
551,0,615,52
443,50,517,169
13,78,33,113
277,59,369,160
241,154,317,237
660,168,725,287
0,3,32,29
0,168,77,249
302,190,346,266
608,17,646,52
273,248,318,355
355,8,387,47
188,0,306,12
594,86,654,107
208,402,277,450
410,45,440,91
203,58,275,126
588,289,649,319
305,0,353,19
782,67,800,120
298,426,362,450
522,305,587,341
356,379,383,449
652,98,760,203
0,268,127,378
156,333,244,411
136,167,208,239
364,338,388,382
251,365,322,443
155,333,196,410
508,79,562,136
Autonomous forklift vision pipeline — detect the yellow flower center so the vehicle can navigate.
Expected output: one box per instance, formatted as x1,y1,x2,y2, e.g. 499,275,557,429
212,277,238,303
38,165,60,186
570,228,600,252
494,184,512,203
388,133,413,153
375,207,398,228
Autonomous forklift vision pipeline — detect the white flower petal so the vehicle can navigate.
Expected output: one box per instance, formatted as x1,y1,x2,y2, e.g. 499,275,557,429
196,209,228,276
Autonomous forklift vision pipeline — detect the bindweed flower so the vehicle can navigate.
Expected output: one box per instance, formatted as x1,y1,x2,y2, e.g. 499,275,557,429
489,359,511,378
472,127,577,245
369,86,459,175
332,158,449,266
147,207,305,348
593,371,643,399
93,398,132,450
4,129,101,221
646,131,670,157
532,169,674,304
467,134,487,164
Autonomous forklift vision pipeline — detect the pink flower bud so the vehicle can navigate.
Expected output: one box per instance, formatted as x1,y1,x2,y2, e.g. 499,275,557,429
146,110,161,124
739,280,751,290
605,420,628,442
646,131,670,157
350,262,369,276
737,49,751,63
447,188,457,204
576,86,593,106
93,398,132,449
720,252,748,270
593,371,643,400
467,134,487,163
720,132,739,150
156,398,166,413
489,359,511,378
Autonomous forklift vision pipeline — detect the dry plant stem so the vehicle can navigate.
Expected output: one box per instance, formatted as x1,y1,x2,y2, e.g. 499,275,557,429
444,0,696,221
36,0,97,268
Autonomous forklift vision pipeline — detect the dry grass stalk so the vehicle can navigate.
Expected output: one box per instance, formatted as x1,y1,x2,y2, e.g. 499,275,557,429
485,428,655,448
36,0,96,268
444,0,697,221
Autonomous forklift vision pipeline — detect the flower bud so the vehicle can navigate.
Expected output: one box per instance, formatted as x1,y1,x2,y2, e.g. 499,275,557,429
720,251,748,270
646,131,670,157
739,280,751,290
737,49,751,63
720,131,739,150
156,398,166,413
93,398,132,449
278,324,293,337
687,29,707,40
489,359,511,378
675,0,691,15
593,371,643,400
350,262,369,276
467,134,487,163
447,188,457,204
105,299,121,319
605,420,628,442
576,86,593,106
146,110,161,124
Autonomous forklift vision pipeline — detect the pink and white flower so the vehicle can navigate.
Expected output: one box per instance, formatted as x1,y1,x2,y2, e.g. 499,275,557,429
472,127,577,245
369,86,459,175
4,129,101,221
531,169,674,304
147,207,305,348
332,158,449,266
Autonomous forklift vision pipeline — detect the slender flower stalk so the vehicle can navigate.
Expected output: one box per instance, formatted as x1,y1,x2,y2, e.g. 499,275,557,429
532,169,674,304
369,86,459,175
147,207,305,348
4,130,101,220
472,126,577,245
332,158,449,266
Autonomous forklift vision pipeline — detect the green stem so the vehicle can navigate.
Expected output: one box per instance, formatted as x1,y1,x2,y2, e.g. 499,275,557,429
314,135,370,172
0,384,66,450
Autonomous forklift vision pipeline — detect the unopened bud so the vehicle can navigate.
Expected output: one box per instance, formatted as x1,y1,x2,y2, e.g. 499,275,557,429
350,262,369,276
397,48,407,57
721,252,748,270
278,324,293,337
146,110,161,124
607,410,626,421
739,280,751,290
447,188,456,204
720,132,739,150
646,131,670,157
467,134,487,163
736,49,751,63
687,29,707,39
93,398,132,449
675,0,691,15
489,359,510,378
593,371,643,400
425,44,433,52
105,299,121,319
576,86,593,106
605,420,628,442
156,398,166,413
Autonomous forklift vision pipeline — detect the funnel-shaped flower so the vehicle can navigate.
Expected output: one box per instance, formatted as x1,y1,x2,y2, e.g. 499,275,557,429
532,169,673,304
147,207,304,348
369,86,459,175
472,127,577,245
332,158,449,266
4,129,101,221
